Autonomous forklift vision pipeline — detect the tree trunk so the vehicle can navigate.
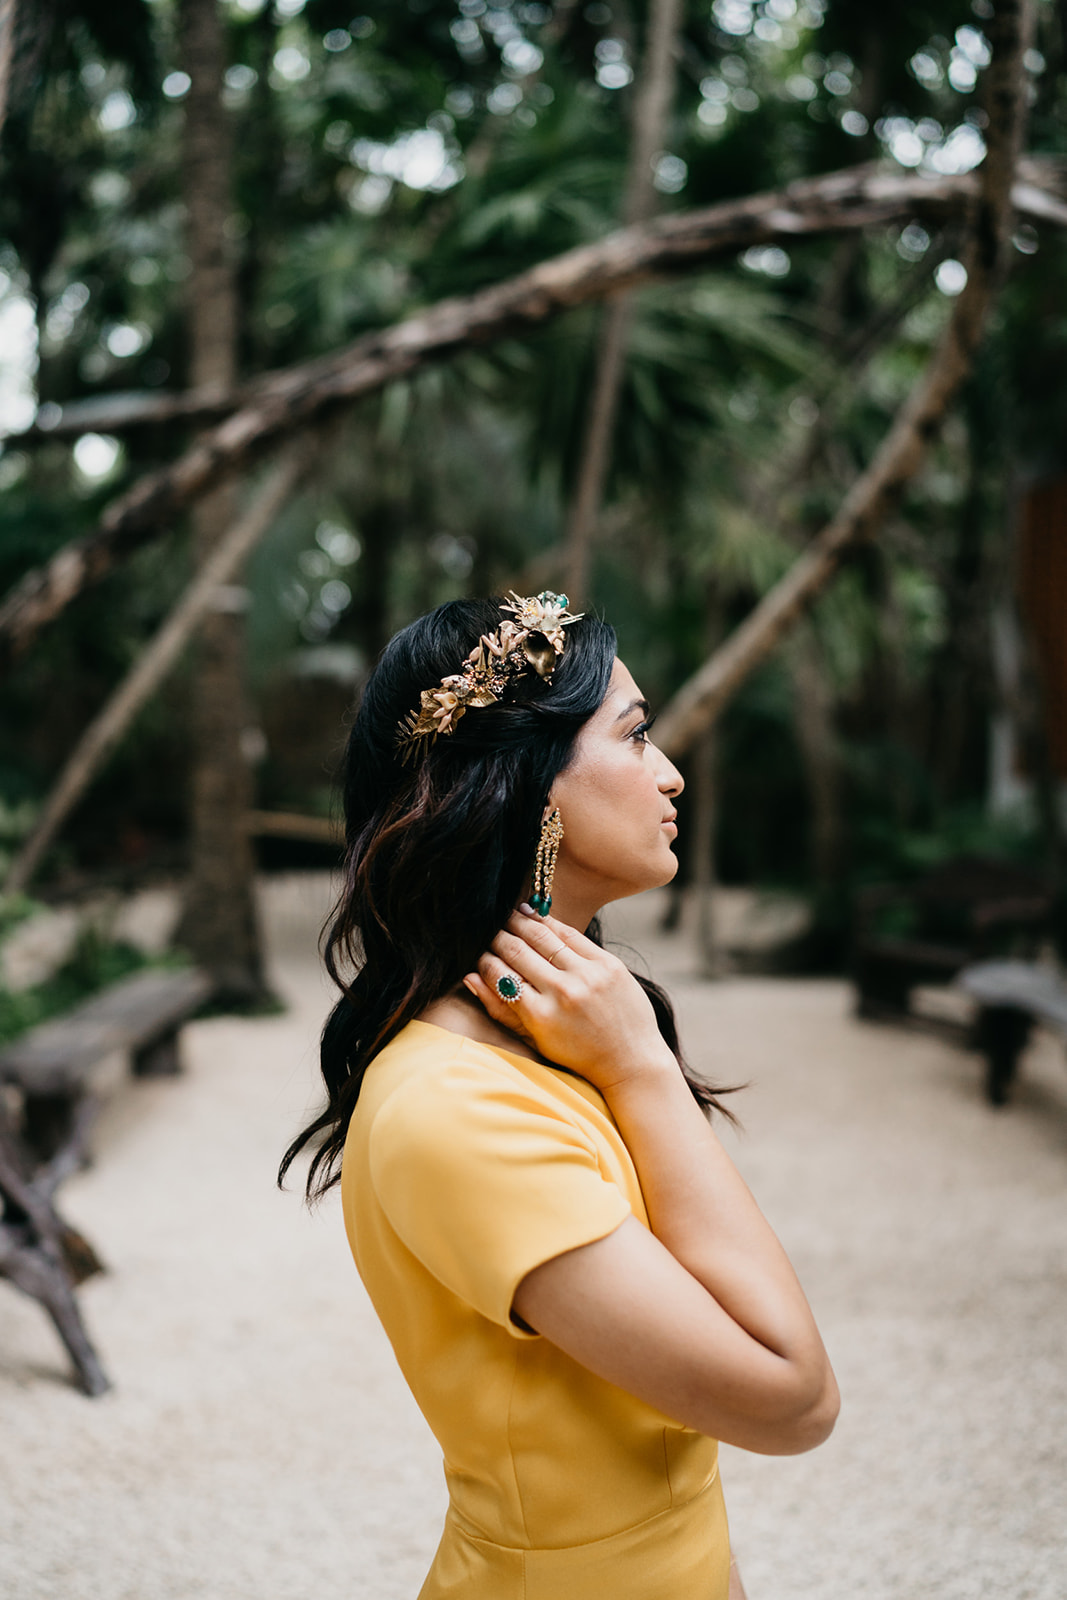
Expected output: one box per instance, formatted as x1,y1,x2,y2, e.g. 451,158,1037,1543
349,507,393,668
786,624,844,886
0,0,52,138
690,722,720,978
0,0,18,139
687,589,726,974
565,296,634,602
654,0,1035,763
172,0,268,1004
3,453,303,895
564,0,683,601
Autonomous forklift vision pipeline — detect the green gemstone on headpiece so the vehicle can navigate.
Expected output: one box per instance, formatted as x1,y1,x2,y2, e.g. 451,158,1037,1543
497,973,520,999
557,595,568,608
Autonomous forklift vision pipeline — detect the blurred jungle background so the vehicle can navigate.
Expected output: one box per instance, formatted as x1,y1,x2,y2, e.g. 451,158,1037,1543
2,10,1067,1597
1,0,1066,1005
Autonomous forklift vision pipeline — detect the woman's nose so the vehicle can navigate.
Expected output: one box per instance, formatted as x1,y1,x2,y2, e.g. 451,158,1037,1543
656,748,684,798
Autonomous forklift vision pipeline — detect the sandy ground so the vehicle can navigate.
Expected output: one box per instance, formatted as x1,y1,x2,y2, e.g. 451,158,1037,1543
1,876,1065,1600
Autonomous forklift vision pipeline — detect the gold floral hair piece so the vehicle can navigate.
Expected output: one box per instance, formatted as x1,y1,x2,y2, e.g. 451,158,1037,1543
397,591,584,760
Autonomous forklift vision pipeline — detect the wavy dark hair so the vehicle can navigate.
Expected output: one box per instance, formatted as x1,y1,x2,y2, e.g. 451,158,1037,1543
280,597,735,1201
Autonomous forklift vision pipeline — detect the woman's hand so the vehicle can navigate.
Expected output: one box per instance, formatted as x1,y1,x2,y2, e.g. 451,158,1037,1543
464,909,677,1095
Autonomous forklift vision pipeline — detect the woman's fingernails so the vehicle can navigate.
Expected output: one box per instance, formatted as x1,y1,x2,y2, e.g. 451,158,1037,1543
462,976,477,993
519,902,536,917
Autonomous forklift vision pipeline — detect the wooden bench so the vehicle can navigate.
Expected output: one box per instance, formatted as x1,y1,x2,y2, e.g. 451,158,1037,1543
0,966,212,1394
957,960,1067,1107
853,855,1052,1023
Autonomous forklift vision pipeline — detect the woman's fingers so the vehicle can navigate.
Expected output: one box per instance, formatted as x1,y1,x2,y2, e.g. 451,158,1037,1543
489,926,567,989
464,958,540,1046
521,908,607,961
484,912,621,1020
506,910,578,970
468,917,665,1089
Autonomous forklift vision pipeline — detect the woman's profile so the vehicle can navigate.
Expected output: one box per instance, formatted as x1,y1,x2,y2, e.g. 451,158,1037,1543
281,592,839,1599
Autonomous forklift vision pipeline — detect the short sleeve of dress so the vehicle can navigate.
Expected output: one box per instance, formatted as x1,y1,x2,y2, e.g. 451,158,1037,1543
367,1046,631,1337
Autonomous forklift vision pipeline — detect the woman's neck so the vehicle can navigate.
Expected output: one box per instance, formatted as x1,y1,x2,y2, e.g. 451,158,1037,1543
417,987,543,1062
416,889,608,1059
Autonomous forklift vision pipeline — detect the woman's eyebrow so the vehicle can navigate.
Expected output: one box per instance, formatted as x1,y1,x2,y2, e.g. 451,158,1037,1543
614,697,650,724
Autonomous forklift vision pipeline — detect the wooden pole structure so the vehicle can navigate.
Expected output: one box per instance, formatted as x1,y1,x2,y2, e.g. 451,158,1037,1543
564,0,683,601
3,158,1065,669
655,0,1035,761
3,452,303,894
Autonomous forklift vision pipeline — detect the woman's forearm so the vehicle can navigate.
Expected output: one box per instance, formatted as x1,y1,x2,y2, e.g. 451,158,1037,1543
604,1049,837,1432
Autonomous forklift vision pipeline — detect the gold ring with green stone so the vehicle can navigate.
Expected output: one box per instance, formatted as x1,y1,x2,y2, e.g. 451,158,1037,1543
495,973,524,1004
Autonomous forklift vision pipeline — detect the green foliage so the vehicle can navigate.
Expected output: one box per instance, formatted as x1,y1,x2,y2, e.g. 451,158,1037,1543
0,889,41,942
0,920,183,1047
857,802,1041,882
0,0,1063,935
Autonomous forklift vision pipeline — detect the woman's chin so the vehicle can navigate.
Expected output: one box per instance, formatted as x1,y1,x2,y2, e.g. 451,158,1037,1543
593,847,681,906
642,849,681,893
655,831,681,871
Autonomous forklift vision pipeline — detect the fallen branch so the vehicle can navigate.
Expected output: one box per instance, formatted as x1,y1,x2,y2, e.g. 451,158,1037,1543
3,448,305,893
245,809,342,845
655,0,1035,761
563,0,684,601
3,156,1066,668
21,384,237,439
6,156,1064,453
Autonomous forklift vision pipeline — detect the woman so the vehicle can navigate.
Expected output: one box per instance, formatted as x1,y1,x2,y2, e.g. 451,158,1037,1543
281,593,839,1600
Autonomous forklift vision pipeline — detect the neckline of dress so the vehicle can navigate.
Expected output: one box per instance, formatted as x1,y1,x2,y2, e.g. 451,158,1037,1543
406,1017,590,1091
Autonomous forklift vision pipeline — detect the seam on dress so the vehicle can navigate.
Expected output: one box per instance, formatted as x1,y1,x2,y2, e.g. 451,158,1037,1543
661,1426,674,1507
455,1035,605,1162
449,1467,723,1556
553,1467,720,1549
505,1334,533,1550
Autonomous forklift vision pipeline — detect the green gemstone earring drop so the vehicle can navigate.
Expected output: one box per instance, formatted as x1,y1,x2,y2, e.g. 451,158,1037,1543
529,807,563,917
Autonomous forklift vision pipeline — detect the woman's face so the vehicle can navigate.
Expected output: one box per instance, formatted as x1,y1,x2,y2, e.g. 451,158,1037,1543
547,658,684,922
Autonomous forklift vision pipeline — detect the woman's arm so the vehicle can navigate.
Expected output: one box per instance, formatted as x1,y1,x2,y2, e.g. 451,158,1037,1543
730,1555,748,1600
467,911,840,1457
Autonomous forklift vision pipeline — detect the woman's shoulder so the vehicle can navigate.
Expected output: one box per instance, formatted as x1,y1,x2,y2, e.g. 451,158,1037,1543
363,1020,589,1146
360,1020,616,1221
371,1019,550,1102
377,1016,523,1070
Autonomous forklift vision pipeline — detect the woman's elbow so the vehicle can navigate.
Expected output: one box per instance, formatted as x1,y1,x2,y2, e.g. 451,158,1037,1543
765,1362,841,1455
703,1359,840,1456
785,1366,840,1453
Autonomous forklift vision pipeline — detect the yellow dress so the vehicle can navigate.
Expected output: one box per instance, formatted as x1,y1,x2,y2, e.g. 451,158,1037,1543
341,1018,730,1600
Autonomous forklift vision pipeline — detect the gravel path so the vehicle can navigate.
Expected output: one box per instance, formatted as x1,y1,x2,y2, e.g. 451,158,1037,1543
2,876,1064,1600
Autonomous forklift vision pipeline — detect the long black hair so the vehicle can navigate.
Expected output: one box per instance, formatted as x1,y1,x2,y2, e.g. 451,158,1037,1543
280,597,734,1201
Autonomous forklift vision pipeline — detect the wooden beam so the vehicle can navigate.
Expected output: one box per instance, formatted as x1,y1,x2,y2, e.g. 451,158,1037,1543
3,156,1066,667
655,0,1036,760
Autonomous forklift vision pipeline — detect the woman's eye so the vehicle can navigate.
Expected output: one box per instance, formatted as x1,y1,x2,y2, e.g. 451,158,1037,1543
630,716,656,746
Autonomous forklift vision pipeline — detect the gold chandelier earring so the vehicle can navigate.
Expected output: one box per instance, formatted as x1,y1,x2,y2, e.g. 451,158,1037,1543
530,807,563,917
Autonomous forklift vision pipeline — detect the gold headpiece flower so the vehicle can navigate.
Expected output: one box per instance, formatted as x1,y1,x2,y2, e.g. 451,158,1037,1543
397,591,584,760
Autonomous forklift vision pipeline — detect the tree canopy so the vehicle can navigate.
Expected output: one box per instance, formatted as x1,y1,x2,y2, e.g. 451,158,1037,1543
0,0,1064,956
